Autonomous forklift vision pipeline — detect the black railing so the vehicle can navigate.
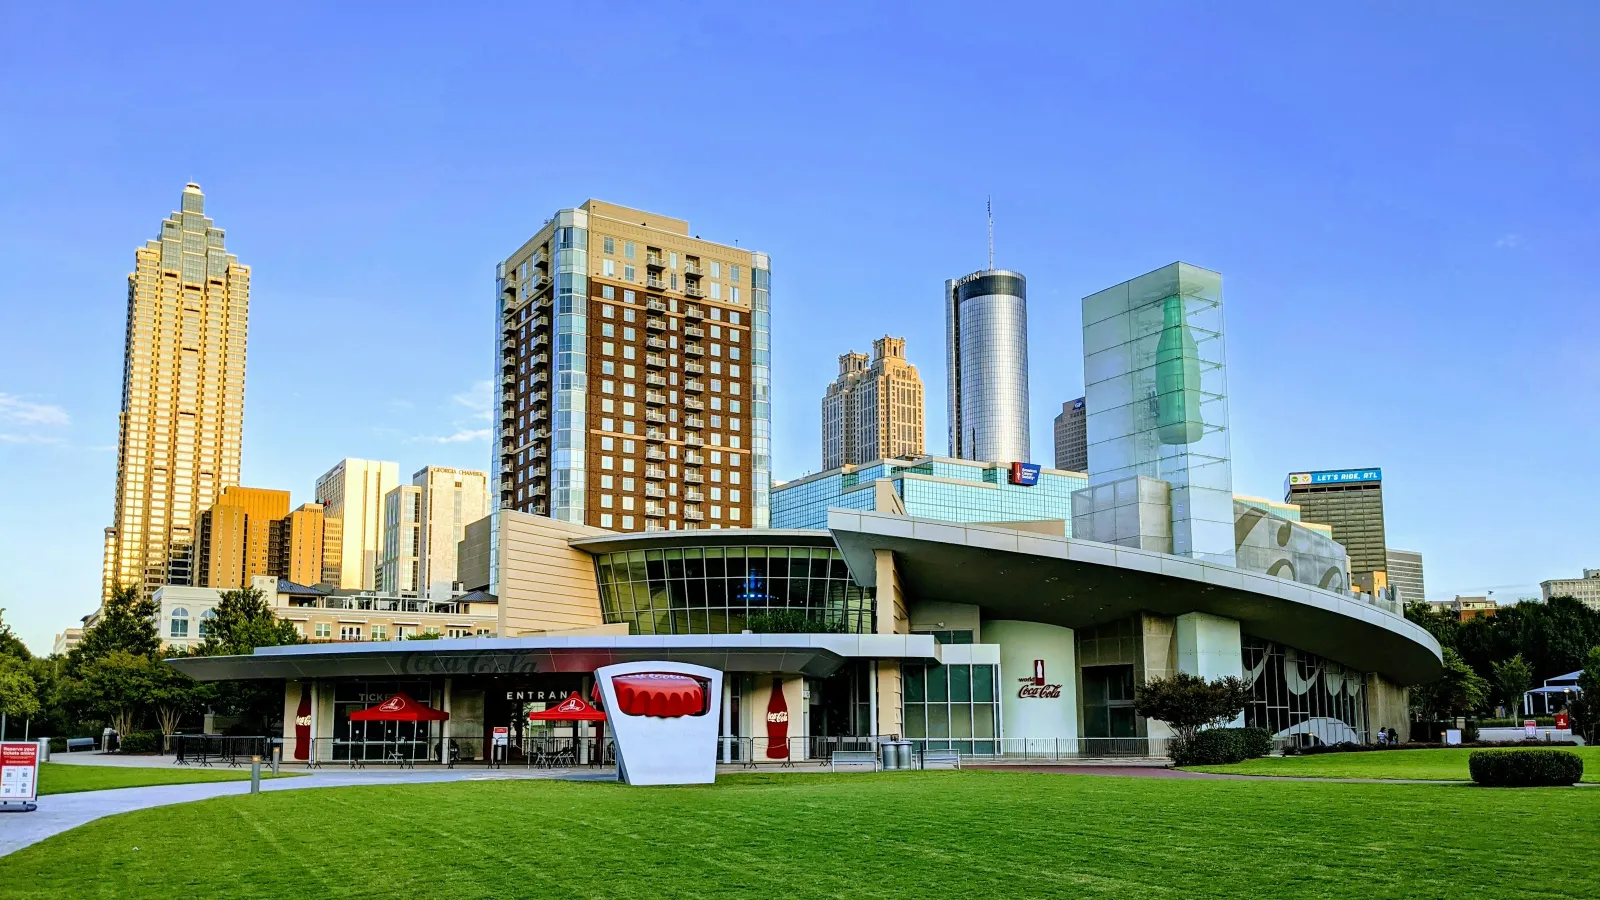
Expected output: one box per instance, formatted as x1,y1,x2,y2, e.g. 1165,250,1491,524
172,734,278,767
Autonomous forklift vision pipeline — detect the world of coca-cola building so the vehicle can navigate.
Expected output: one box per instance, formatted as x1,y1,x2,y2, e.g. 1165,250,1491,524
170,505,1441,764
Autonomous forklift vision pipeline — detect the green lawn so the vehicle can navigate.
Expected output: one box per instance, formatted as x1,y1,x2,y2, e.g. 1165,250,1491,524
36,762,294,795
4,771,1600,898
1185,746,1600,782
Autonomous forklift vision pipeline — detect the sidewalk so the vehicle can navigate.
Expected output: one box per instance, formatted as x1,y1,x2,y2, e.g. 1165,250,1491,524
0,766,614,858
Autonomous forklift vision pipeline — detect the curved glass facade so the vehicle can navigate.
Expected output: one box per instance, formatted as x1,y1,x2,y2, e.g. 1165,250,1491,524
595,544,875,634
946,269,1030,463
1243,636,1369,745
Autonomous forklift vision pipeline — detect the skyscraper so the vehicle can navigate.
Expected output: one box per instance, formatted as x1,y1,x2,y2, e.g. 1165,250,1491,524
1286,468,1387,593
821,336,925,469
412,466,489,600
495,200,772,531
195,487,323,589
379,484,423,595
1386,548,1426,604
946,269,1029,462
104,183,249,600
1053,397,1087,472
314,458,401,589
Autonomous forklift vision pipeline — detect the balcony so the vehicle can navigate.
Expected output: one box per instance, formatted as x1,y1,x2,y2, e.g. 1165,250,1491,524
646,253,665,269
645,390,668,406
685,490,705,503
684,415,705,429
684,470,704,484
530,369,549,385
683,304,704,319
646,298,668,313
502,371,517,388
683,362,704,376
684,262,703,276
502,355,517,373
645,447,666,462
645,466,667,480
683,397,704,411
646,336,667,351
645,427,667,442
532,274,553,292
684,343,704,357
646,317,667,332
684,379,704,393
685,451,705,465
530,331,549,348
684,434,704,448
647,276,667,290
684,507,705,521
501,409,515,426
683,325,705,339
684,285,704,299
645,484,665,499
530,248,548,269
645,409,666,424
645,374,667,388
645,354,668,368
645,504,667,518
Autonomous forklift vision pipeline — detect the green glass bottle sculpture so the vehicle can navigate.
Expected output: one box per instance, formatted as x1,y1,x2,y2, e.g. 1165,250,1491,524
1156,294,1204,445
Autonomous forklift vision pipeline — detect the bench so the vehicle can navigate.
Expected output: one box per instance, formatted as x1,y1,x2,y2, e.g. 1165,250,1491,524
66,738,97,753
830,750,880,772
920,749,961,770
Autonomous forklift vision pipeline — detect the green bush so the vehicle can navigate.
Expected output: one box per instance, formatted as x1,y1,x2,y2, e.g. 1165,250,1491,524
118,731,161,754
1173,727,1273,766
48,736,67,752
1468,749,1583,787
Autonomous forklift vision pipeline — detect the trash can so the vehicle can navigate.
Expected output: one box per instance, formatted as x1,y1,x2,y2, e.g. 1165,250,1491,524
880,741,900,771
36,738,51,763
894,741,913,771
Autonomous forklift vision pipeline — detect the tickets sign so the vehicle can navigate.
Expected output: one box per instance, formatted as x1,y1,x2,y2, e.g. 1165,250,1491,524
0,742,40,803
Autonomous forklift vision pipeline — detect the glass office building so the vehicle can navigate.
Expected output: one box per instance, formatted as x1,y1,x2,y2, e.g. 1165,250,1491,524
946,270,1030,463
1081,262,1234,565
771,456,1088,531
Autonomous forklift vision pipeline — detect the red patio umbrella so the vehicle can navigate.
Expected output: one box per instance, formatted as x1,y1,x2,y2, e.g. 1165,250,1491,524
349,693,450,722
527,692,607,767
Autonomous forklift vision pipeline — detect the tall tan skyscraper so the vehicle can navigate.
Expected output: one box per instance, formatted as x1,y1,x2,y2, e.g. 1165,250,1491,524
378,484,423,595
821,336,924,470
314,458,400,589
412,466,489,600
495,200,772,532
194,487,324,589
104,183,249,600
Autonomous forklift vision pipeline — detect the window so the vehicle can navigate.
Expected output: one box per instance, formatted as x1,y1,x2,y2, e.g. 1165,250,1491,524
602,304,615,318
602,342,615,356
199,609,217,637
602,285,615,300
624,265,636,282
601,513,614,528
315,623,332,639
710,283,721,300
371,624,388,641
624,241,636,259
603,259,616,277
711,261,721,278
731,286,741,304
601,474,614,489
340,625,363,642
1082,665,1137,738
604,236,615,254
730,264,740,283
601,494,614,508
602,323,615,337
170,607,189,638
602,379,615,394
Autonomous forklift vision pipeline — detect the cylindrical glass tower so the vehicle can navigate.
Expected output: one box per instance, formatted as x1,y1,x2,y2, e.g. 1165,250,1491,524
945,269,1030,462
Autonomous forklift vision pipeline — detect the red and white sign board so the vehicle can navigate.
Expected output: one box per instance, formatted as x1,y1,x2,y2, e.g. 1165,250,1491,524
1525,719,1537,739
492,727,509,747
0,742,40,803
1556,712,1570,730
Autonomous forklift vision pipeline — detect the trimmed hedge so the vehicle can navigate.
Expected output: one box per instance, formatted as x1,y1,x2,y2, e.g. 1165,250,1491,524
1173,727,1273,766
1468,749,1583,787
117,731,161,754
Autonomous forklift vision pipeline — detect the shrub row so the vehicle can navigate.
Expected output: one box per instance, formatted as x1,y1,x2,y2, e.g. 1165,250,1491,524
117,731,161,754
1172,727,1273,766
1468,749,1583,787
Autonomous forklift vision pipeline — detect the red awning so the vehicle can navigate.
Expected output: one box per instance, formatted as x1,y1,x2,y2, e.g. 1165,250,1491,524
527,692,607,722
349,692,450,722
611,674,706,718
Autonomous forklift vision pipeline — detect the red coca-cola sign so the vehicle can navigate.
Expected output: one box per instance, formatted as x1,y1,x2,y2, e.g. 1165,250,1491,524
765,677,790,759
293,686,312,761
1018,659,1063,699
611,673,707,718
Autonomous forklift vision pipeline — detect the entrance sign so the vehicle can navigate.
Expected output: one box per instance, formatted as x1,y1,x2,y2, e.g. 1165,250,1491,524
1,742,40,806
595,661,722,786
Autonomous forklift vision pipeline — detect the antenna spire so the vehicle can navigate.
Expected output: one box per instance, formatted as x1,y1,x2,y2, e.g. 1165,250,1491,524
986,196,994,271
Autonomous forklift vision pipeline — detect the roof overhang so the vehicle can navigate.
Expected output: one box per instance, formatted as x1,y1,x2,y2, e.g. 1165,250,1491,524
828,510,1444,685
166,633,940,682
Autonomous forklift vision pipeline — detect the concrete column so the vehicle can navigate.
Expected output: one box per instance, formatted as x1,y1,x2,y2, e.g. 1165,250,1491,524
442,678,452,761
986,620,1076,751
720,677,733,762
1176,613,1243,726
875,662,903,738
873,550,908,635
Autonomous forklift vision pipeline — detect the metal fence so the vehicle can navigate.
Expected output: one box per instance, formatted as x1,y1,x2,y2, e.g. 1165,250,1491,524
982,737,1172,760
172,734,278,767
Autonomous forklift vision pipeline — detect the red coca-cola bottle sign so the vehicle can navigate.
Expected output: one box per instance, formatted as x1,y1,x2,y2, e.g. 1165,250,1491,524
765,677,790,759
293,686,312,761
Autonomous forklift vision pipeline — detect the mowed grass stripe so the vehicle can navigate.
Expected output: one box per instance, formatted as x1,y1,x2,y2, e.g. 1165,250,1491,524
3,771,1598,898
1184,746,1600,781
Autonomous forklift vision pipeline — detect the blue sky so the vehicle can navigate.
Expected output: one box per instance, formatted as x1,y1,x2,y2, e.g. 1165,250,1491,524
1,4,1596,652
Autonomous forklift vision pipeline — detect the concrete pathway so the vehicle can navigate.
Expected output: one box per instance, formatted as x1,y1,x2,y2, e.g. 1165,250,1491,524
964,764,1468,784
0,766,615,858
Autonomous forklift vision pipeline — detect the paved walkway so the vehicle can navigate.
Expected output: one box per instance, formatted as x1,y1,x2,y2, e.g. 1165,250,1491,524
0,767,614,858
964,764,1468,784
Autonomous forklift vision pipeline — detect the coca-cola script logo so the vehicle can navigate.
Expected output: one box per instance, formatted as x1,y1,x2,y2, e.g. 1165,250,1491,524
1018,660,1062,699
766,710,789,724
378,696,405,712
295,715,312,727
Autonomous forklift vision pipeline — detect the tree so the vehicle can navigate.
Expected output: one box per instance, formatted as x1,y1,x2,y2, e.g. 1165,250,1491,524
1133,672,1251,749
69,584,159,671
145,648,213,752
0,656,41,725
74,650,160,738
1574,647,1600,741
199,586,301,656
1491,654,1533,717
0,607,32,661
1405,601,1459,650
1410,647,1489,722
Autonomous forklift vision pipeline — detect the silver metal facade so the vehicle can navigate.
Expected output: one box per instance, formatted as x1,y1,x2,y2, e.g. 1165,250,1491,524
945,269,1030,463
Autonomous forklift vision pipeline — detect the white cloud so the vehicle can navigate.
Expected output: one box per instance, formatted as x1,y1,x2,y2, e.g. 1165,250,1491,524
0,393,69,427
410,428,490,444
452,380,493,421
0,432,65,445
1495,233,1525,249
